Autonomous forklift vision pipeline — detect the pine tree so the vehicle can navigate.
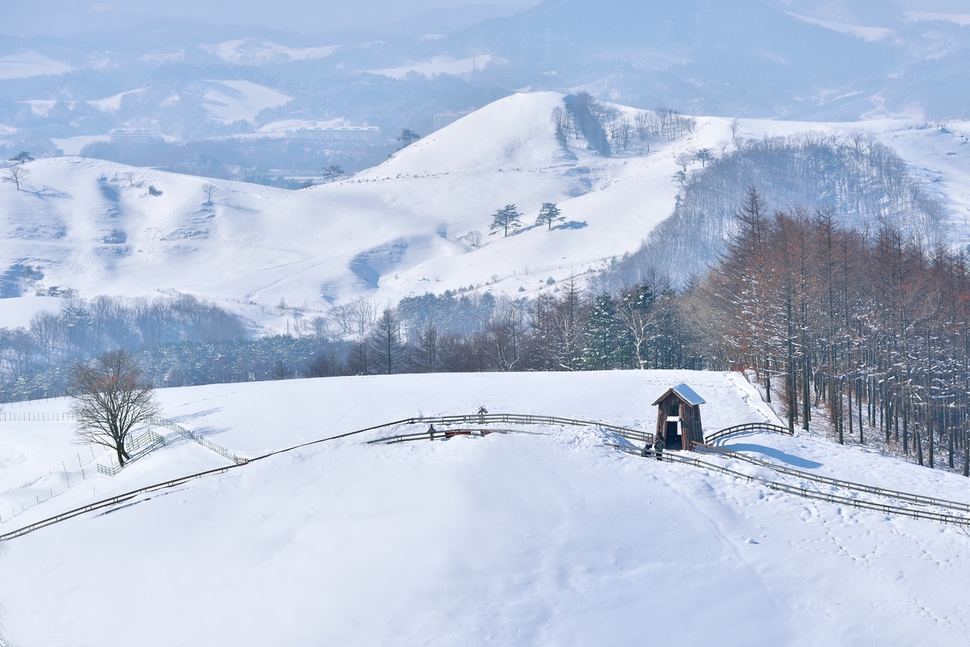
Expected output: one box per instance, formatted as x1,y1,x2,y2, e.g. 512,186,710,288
489,204,522,237
582,294,624,370
322,164,344,182
535,202,564,230
397,129,420,146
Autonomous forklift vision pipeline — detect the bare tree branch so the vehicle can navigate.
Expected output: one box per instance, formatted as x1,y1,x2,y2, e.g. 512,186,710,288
69,350,159,467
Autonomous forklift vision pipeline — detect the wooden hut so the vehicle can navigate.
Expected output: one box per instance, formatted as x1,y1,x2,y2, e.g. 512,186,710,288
652,384,705,451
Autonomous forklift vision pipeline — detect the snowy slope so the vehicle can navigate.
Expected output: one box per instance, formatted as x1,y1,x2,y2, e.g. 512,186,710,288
0,91,684,329
2,92,970,331
1,370,969,646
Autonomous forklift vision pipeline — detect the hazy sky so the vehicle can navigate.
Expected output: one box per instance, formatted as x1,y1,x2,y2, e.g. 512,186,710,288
5,0,970,37
4,0,540,35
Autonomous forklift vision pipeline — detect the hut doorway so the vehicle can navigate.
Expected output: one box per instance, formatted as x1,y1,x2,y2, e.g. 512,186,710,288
664,419,682,449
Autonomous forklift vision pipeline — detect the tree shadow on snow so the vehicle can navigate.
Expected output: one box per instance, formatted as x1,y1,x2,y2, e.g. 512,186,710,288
726,443,823,469
25,185,73,200
553,220,587,230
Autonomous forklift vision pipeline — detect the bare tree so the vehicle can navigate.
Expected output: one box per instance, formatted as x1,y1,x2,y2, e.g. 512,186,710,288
70,350,159,467
370,308,405,374
465,230,484,248
29,311,62,367
202,183,217,204
634,111,651,141
551,106,569,145
730,118,743,149
3,165,29,191
674,151,694,172
310,315,331,338
609,116,632,152
350,298,377,337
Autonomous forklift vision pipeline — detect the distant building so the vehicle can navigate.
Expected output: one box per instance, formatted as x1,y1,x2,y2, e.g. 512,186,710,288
295,124,381,142
433,110,473,132
109,122,161,145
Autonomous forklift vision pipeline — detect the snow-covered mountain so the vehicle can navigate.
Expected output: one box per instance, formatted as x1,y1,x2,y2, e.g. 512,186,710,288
3,91,970,330
1,370,968,645
4,0,970,176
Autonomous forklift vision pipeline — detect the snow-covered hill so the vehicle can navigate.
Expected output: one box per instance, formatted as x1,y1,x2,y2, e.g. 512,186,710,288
2,91,970,330
1,370,969,645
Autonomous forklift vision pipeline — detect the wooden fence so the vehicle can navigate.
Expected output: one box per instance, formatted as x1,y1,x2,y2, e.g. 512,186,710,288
3,414,967,542
610,444,970,526
147,417,245,465
0,412,76,422
693,443,970,515
96,430,167,476
704,422,793,443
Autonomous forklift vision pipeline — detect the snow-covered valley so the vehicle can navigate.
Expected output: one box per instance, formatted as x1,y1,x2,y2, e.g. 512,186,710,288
0,370,968,646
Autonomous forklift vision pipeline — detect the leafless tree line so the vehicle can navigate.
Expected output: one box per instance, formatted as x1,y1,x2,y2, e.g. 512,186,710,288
616,133,948,288
553,93,696,156
337,276,698,376
689,188,970,475
0,294,247,387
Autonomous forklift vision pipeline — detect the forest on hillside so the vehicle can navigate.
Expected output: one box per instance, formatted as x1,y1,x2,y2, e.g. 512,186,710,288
608,133,948,288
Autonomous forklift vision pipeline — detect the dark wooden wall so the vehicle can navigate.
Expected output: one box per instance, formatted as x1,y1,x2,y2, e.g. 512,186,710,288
654,393,704,450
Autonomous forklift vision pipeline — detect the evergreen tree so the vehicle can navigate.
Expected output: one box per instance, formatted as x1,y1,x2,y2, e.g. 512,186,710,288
535,202,564,230
322,164,344,182
397,129,421,147
489,204,522,237
582,294,625,369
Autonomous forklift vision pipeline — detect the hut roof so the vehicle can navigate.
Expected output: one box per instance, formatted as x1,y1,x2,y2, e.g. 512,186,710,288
651,383,706,407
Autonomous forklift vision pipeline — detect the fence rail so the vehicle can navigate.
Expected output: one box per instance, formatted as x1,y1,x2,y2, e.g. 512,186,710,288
393,413,655,446
148,417,245,465
610,443,970,526
0,464,238,541
0,412,76,422
97,430,167,476
4,414,966,543
704,422,793,444
693,443,970,514
368,428,543,445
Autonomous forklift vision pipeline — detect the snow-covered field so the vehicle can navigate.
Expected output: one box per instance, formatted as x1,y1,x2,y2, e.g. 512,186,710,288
369,54,497,79
0,52,73,80
1,370,969,646
201,80,293,124
2,92,970,332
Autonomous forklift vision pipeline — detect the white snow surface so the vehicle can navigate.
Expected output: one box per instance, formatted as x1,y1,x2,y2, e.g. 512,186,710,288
203,39,339,65
201,80,292,124
369,54,497,80
0,51,73,80
88,88,146,113
786,12,893,41
905,11,970,26
1,370,969,646
49,134,111,155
